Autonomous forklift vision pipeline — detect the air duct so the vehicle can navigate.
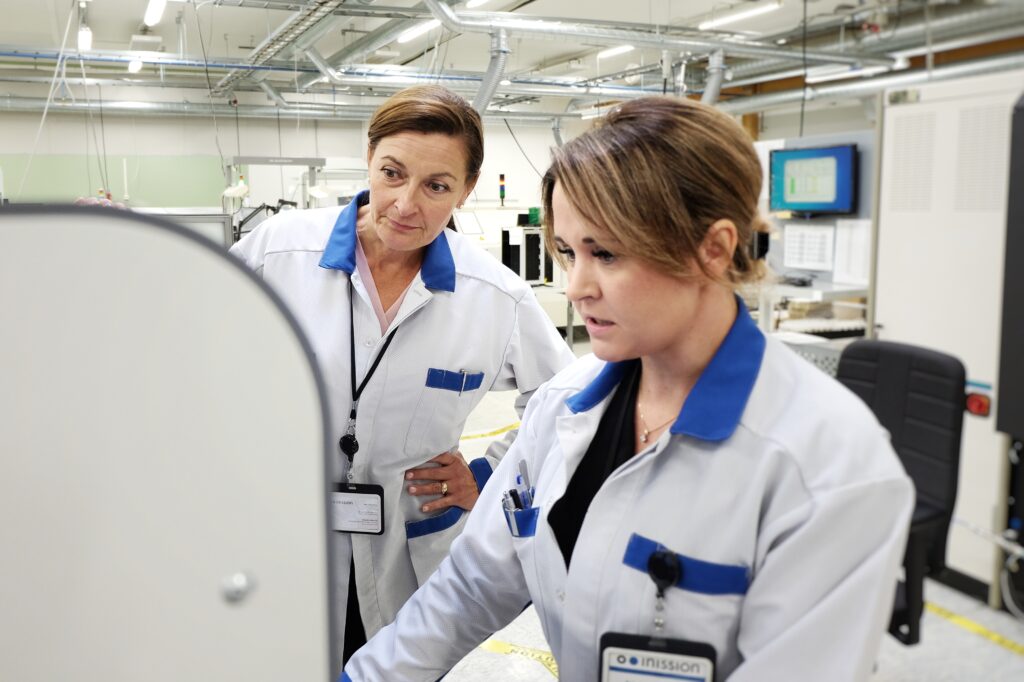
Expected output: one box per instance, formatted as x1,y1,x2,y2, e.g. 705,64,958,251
717,53,1024,115
421,0,894,67
473,29,509,113
701,49,726,105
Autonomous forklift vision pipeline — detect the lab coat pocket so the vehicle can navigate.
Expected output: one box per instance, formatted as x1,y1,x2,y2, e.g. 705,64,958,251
503,505,540,538
404,368,486,455
405,506,468,586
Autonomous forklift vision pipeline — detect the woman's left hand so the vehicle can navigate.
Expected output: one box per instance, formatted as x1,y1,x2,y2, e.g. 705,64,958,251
405,450,479,513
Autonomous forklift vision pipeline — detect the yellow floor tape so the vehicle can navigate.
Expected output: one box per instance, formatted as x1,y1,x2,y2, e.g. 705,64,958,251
926,601,1024,656
479,640,558,677
460,422,521,441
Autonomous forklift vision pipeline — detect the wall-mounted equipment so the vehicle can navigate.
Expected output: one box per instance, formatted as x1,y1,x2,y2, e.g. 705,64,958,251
770,144,858,216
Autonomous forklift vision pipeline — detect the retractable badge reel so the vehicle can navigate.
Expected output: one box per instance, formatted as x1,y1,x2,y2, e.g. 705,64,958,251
599,549,717,681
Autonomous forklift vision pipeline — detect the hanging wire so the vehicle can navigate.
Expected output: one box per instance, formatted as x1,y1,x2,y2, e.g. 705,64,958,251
503,119,542,178
78,58,111,194
97,83,111,194
16,0,76,199
191,0,227,178
799,0,808,138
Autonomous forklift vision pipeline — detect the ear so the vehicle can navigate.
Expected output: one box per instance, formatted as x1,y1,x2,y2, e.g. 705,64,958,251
699,219,738,279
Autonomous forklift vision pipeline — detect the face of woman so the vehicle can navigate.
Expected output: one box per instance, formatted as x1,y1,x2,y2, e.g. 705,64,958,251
551,182,708,363
365,131,476,254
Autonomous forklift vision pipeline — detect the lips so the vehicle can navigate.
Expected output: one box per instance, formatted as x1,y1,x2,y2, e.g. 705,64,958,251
388,217,421,231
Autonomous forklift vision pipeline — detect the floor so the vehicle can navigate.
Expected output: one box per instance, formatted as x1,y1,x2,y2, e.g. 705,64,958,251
443,333,1024,681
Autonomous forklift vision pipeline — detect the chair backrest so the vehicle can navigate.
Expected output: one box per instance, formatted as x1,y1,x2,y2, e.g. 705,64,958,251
836,339,966,570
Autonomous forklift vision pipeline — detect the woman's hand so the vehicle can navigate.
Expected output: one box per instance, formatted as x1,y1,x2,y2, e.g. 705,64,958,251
405,450,479,513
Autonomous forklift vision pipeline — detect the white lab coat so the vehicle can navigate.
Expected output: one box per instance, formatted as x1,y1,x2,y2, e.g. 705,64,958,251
344,302,914,682
230,192,574,671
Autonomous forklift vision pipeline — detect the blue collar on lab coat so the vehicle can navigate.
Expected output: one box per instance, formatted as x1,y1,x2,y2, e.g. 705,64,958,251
565,296,766,443
318,189,457,292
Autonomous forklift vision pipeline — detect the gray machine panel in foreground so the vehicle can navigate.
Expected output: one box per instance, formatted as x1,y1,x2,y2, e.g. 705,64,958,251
0,207,334,681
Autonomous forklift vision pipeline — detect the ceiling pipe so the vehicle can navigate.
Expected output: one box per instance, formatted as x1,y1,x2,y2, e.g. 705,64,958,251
214,0,345,95
726,23,1024,90
421,0,895,67
730,2,1024,81
473,29,509,113
305,47,663,99
0,94,582,121
701,49,725,105
717,52,1024,115
296,0,463,91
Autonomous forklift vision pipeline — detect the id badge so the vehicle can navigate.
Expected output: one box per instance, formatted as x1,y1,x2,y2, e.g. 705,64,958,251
600,633,716,682
331,483,384,535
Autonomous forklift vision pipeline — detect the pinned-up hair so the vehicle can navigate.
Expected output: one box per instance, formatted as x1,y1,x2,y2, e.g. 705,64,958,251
367,85,484,182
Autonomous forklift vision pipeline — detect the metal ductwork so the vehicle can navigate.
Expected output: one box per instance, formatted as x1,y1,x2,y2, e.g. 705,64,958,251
730,2,1024,82
0,94,581,121
214,0,345,95
422,0,895,67
701,50,725,105
304,47,663,100
717,53,1024,115
296,0,463,91
473,29,509,113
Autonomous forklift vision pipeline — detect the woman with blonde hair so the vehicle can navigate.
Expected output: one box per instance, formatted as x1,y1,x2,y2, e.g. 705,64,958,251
343,96,912,681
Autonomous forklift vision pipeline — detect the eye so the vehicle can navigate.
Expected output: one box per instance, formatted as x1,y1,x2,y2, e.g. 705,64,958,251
556,246,575,263
427,181,451,194
381,167,401,180
593,248,617,264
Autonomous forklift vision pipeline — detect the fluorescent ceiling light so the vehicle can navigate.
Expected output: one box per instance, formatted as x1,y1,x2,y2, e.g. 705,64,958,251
803,63,890,84
699,1,782,31
596,45,634,60
127,58,143,74
144,0,168,27
499,78,511,85
397,20,441,44
77,25,92,52
466,0,493,7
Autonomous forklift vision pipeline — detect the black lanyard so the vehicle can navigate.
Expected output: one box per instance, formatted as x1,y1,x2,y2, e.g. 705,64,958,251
339,278,399,472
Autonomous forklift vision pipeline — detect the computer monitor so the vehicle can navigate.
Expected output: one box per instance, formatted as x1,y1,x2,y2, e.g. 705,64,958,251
769,144,858,215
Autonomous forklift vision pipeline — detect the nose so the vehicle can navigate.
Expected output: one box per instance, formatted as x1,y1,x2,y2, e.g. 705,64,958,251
393,184,418,218
564,259,597,306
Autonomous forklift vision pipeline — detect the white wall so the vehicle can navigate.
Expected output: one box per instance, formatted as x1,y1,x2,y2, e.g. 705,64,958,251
759,98,876,141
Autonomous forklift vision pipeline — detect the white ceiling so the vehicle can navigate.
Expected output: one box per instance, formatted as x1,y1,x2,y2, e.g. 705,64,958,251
0,1,1019,116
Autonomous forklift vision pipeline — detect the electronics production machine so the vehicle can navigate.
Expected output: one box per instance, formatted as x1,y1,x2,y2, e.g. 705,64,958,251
0,207,335,680
873,70,1024,612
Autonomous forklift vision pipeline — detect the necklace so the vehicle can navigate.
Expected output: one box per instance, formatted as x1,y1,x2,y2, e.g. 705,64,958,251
637,403,676,444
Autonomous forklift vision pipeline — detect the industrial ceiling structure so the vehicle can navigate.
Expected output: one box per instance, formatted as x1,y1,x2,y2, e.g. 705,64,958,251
0,0,1022,122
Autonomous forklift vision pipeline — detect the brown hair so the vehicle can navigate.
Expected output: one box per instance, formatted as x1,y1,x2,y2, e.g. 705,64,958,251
542,96,769,284
367,85,484,182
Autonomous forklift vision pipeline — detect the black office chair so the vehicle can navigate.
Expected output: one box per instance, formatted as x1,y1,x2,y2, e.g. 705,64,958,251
836,339,966,645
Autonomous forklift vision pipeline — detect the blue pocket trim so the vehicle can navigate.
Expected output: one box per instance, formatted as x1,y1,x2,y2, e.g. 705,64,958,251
425,368,485,393
339,672,353,682
503,505,539,537
622,533,749,596
468,457,493,491
406,506,464,539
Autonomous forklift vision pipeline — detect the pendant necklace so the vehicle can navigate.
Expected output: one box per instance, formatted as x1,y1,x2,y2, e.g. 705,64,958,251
637,402,676,444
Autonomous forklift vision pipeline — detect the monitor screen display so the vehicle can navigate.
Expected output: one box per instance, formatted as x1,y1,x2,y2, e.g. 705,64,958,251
769,144,857,215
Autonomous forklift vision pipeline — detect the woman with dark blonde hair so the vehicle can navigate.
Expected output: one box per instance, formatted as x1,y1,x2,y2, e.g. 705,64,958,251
231,85,573,674
344,96,912,681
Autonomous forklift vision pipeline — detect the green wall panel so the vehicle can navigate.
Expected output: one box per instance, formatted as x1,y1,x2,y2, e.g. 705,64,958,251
0,154,226,207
